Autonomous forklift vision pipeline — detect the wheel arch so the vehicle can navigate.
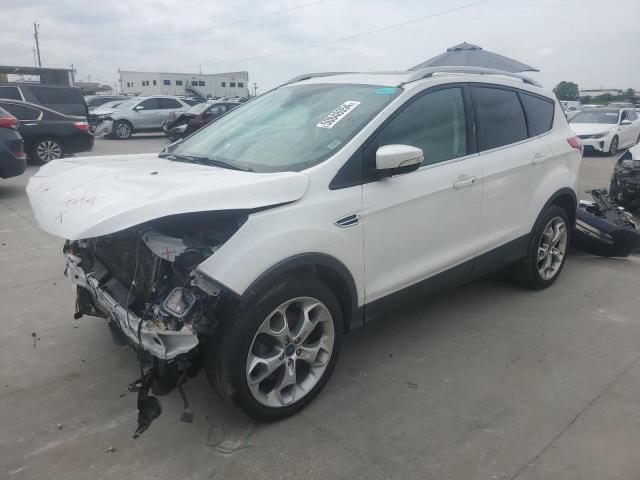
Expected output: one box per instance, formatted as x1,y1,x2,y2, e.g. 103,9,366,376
541,187,578,228
241,253,361,333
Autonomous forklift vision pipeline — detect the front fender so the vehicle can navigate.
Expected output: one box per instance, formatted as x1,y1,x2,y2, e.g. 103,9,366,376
195,201,365,306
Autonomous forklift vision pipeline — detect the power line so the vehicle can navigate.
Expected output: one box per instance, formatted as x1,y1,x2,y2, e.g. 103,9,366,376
150,0,490,70
45,0,326,40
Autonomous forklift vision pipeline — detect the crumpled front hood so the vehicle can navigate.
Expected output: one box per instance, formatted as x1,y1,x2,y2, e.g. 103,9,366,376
91,106,121,116
26,153,309,240
570,123,616,135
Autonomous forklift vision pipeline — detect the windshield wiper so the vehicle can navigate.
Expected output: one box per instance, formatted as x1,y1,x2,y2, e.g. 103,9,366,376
168,154,252,172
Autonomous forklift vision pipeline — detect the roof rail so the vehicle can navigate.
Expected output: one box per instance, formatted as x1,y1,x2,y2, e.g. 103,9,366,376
282,72,355,86
400,66,542,88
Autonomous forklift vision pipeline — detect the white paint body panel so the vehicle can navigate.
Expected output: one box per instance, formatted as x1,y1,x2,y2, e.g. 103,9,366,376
26,153,309,240
26,71,581,311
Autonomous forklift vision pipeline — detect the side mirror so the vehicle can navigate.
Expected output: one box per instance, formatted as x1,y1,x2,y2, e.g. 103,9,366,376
621,119,632,125
134,105,145,111
375,144,424,177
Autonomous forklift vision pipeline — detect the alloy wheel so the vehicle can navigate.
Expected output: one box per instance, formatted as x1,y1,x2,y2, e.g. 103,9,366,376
246,296,335,408
537,216,568,281
36,140,62,162
115,122,131,139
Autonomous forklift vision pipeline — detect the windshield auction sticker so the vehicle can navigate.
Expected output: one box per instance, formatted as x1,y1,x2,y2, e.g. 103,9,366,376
317,101,361,129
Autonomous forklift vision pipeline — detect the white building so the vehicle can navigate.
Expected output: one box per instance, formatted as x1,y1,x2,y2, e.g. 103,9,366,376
118,70,249,98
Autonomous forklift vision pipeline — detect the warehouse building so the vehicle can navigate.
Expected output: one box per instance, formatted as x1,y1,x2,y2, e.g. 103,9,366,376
118,70,249,98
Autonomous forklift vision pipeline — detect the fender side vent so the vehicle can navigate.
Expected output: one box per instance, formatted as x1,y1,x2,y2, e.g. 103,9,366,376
335,214,359,228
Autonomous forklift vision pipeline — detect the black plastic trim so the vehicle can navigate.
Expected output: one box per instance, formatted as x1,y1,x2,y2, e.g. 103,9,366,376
363,234,529,321
242,253,362,331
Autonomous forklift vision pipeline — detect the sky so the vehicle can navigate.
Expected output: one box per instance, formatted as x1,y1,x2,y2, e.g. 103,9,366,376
3,0,639,94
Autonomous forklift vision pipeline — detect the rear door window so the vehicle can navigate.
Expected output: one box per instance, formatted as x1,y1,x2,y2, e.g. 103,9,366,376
159,98,183,109
0,86,23,100
471,86,528,151
521,93,555,136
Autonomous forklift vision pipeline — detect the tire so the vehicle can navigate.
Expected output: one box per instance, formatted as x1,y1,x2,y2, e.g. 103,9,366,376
112,120,133,140
512,205,570,289
206,276,343,421
608,136,619,156
31,137,64,164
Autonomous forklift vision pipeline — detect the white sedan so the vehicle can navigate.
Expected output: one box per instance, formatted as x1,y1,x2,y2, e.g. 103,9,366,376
570,108,640,155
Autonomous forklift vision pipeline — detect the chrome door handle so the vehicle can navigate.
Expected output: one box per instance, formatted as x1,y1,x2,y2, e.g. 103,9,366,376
23,123,38,126
532,152,546,165
452,176,477,189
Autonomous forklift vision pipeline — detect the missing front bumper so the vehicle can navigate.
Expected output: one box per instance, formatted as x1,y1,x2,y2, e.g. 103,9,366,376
67,255,199,359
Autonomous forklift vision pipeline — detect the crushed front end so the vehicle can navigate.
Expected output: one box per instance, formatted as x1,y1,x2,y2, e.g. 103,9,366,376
63,211,245,434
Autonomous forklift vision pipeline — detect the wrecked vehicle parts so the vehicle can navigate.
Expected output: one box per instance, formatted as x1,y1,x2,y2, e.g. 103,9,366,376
572,188,640,257
610,147,640,210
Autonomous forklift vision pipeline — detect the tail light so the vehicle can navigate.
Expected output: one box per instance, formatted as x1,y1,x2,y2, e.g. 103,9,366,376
73,121,90,132
567,136,583,154
0,116,18,129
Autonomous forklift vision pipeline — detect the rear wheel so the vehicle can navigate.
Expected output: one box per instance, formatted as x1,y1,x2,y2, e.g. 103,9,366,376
206,277,343,421
32,137,63,164
513,205,570,289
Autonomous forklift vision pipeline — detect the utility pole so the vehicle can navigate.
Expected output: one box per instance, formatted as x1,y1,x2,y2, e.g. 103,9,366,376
33,22,42,67
32,47,37,67
253,82,258,97
70,64,76,84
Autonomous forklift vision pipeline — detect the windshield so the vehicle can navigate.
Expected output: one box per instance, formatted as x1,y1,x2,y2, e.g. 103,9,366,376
186,102,213,115
570,110,619,124
101,100,123,109
171,83,401,172
118,97,144,109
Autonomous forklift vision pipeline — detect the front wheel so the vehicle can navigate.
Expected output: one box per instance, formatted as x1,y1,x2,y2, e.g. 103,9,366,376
206,277,343,421
112,120,133,140
609,136,619,156
513,205,570,289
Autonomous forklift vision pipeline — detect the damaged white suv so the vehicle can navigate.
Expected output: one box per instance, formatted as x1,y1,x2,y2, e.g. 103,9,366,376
27,67,582,423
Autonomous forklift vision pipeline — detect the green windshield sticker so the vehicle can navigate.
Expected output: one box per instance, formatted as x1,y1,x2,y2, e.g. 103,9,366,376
376,87,397,95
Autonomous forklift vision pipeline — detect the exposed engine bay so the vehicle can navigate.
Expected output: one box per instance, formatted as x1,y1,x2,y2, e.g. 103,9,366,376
610,148,640,210
64,211,246,435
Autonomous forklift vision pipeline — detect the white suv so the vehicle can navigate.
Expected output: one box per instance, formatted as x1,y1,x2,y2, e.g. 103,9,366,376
27,67,582,422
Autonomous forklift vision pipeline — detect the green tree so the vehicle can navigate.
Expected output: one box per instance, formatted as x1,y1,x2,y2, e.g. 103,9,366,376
553,81,580,101
623,88,635,100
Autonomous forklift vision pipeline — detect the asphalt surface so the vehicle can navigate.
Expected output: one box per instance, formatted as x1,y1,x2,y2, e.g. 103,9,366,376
1,139,639,480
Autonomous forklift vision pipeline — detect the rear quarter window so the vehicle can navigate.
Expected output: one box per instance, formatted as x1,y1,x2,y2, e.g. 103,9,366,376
30,86,83,104
471,86,528,151
521,93,555,136
0,86,22,101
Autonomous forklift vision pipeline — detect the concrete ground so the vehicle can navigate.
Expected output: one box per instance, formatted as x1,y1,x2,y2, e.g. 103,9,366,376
1,139,639,480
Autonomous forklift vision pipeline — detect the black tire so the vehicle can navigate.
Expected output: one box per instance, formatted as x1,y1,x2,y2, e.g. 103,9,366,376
31,137,64,164
609,136,619,156
512,205,570,289
112,120,133,140
206,276,343,421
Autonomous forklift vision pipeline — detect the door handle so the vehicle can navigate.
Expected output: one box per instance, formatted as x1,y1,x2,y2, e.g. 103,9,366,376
23,123,38,126
452,176,477,189
532,152,546,165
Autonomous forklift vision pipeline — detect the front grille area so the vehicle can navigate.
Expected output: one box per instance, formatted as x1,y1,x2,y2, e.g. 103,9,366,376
94,237,159,304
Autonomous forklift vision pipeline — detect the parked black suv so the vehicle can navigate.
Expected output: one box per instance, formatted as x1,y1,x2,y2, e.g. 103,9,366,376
0,83,87,117
0,100,93,164
0,107,26,178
